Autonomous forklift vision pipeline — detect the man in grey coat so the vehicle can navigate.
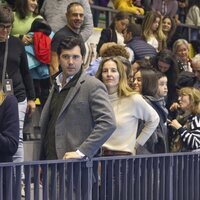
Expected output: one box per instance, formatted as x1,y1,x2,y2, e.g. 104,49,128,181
40,36,116,160
40,0,93,41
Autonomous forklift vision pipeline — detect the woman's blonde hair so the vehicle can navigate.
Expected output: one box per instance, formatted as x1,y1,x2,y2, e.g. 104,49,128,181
179,87,200,114
142,11,166,50
172,39,189,54
96,57,135,97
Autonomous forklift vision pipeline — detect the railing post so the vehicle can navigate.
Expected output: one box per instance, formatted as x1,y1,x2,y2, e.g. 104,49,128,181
86,159,93,200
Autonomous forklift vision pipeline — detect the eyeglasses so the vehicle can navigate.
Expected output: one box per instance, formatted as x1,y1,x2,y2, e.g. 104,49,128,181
0,23,12,30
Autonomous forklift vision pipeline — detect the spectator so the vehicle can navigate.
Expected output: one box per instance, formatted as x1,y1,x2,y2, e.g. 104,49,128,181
162,15,177,49
185,0,200,27
86,43,130,76
0,88,19,199
40,0,93,41
40,36,116,160
191,54,200,89
96,11,129,54
0,4,35,182
11,0,43,45
151,0,178,18
90,0,109,27
168,87,200,152
0,90,19,163
50,2,86,76
111,0,144,15
96,57,159,155
141,0,152,11
173,39,193,72
151,49,179,110
175,0,188,24
124,23,157,63
185,0,200,41
25,18,53,106
132,67,169,153
142,11,166,52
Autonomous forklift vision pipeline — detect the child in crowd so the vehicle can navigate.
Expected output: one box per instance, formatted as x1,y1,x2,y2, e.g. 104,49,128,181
142,11,166,52
132,67,169,153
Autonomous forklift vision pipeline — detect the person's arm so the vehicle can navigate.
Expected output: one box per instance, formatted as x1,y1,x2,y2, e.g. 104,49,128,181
0,95,19,155
134,94,160,146
50,51,59,76
19,41,36,115
169,115,200,149
192,6,200,26
78,81,116,159
80,0,93,41
63,80,116,160
96,29,112,54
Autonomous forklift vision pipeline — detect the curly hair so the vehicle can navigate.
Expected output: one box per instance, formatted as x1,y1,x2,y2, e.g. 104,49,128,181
101,44,130,59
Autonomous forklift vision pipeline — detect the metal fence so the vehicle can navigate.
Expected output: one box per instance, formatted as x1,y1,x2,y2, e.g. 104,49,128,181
0,151,200,200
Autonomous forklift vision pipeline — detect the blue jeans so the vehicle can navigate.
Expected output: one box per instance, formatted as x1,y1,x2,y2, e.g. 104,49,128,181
13,98,27,179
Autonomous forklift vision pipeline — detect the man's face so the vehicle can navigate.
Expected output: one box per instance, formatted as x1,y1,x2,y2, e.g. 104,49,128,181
58,46,83,78
66,5,84,30
123,29,132,44
192,61,200,81
0,23,11,42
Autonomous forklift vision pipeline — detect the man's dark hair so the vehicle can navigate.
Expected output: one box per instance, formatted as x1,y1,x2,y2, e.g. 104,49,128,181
126,23,142,37
57,36,86,57
0,5,14,24
67,2,83,13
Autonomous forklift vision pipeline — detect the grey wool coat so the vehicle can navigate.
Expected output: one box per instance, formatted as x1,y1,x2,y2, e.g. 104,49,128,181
39,72,116,159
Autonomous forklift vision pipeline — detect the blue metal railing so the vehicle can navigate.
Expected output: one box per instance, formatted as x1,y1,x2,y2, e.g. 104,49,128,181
1,151,200,200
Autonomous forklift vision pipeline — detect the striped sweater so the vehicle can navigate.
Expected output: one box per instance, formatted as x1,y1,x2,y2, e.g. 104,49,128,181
177,114,200,150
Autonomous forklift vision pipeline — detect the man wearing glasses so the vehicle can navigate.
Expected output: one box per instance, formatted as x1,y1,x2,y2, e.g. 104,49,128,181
0,4,36,179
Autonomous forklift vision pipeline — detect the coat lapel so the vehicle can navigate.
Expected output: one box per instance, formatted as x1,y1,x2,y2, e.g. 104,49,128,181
57,73,86,118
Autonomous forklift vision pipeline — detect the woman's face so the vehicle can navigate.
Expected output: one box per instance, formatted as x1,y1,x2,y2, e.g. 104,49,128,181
178,95,191,111
151,17,160,32
0,23,11,42
132,71,142,93
176,44,189,63
102,60,120,90
115,19,129,33
158,60,170,73
27,0,38,12
162,18,172,33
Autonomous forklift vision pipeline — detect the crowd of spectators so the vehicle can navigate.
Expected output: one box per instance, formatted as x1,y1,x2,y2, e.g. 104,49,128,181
0,0,200,198
0,0,199,160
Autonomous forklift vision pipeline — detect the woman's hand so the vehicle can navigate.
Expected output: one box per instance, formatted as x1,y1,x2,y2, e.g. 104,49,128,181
168,119,182,130
22,34,33,45
170,102,180,111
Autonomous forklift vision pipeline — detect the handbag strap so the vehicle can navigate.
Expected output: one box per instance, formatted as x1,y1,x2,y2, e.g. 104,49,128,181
2,39,8,84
